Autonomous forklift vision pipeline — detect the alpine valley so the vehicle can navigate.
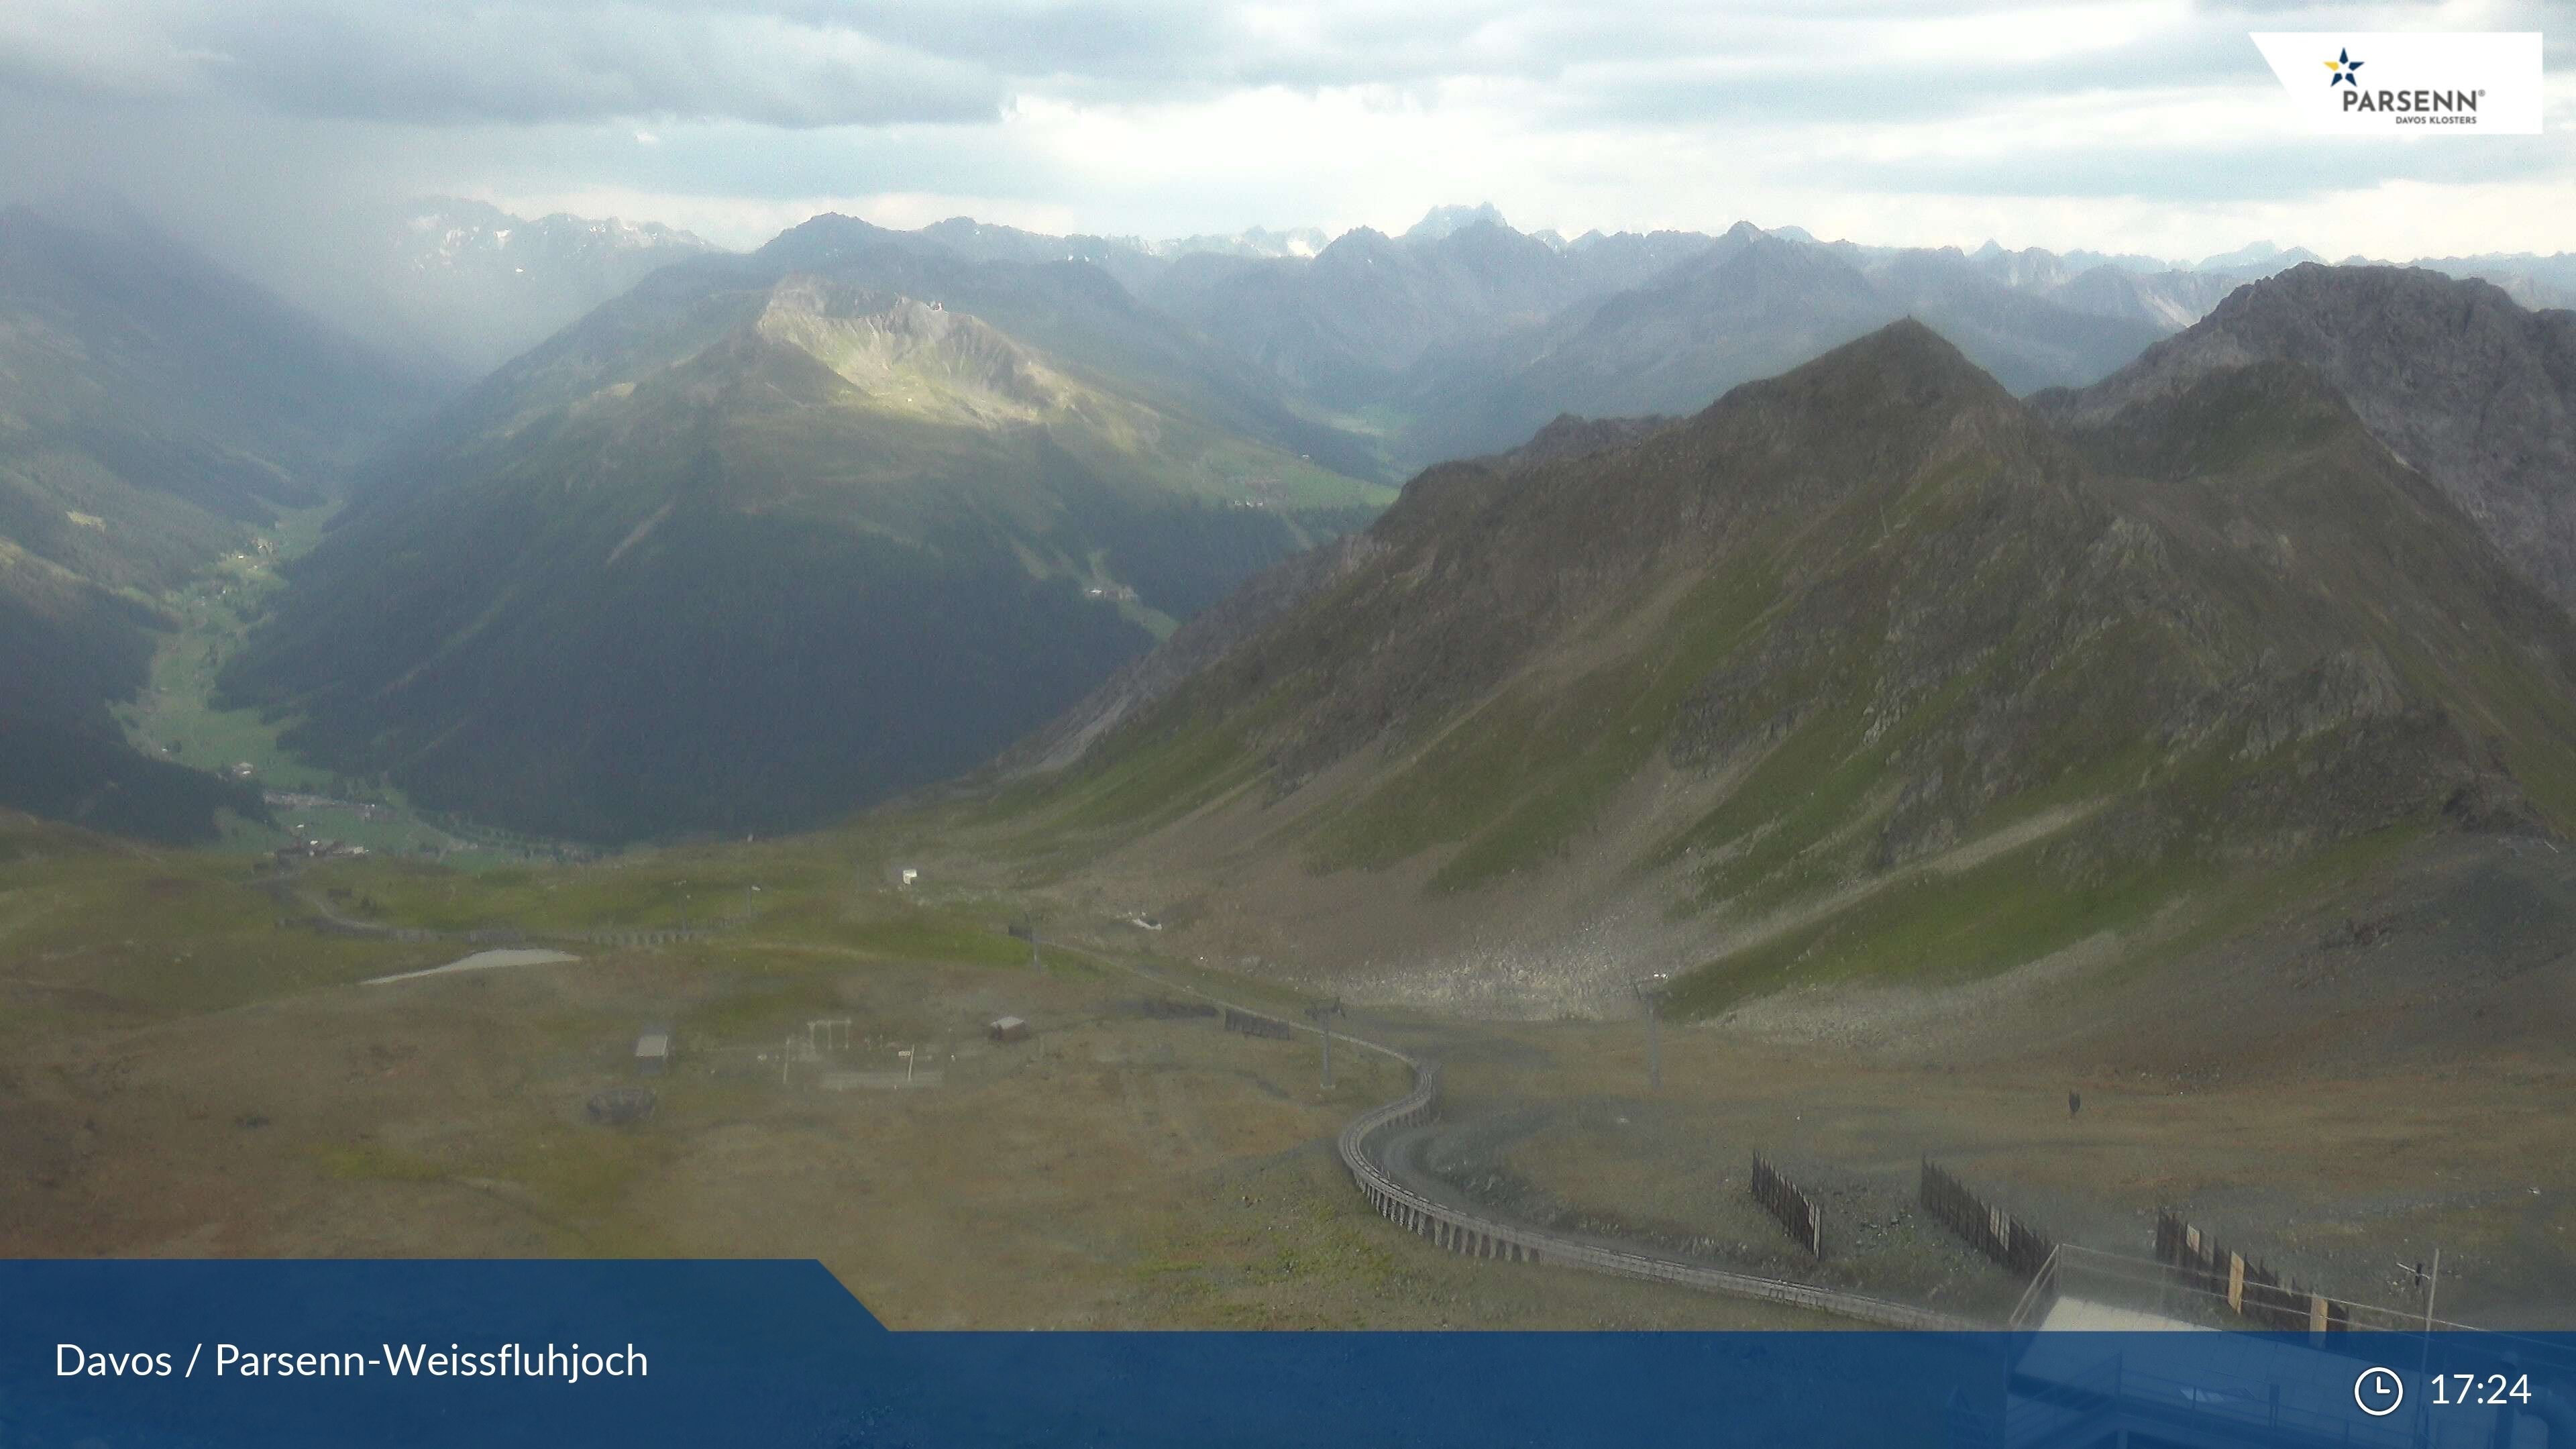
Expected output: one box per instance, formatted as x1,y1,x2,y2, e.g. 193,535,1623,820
13,187,2576,1334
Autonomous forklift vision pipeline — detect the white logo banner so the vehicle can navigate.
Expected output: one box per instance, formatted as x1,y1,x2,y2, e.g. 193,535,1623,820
2249,32,2542,134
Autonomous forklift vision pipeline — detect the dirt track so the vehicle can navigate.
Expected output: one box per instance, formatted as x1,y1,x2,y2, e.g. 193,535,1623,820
1028,832,2576,1330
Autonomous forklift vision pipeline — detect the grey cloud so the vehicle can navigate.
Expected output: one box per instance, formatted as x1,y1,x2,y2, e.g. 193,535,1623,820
500,118,1073,200
11,0,2559,133
2186,0,2572,68
0,0,2565,274
9,0,2279,129
1811,131,2576,203
1545,28,2276,130
7,1,1007,126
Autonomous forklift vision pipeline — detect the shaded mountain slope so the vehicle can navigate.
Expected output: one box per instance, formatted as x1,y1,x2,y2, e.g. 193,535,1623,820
0,204,431,573
2045,264,2239,331
0,205,430,840
989,412,1674,780
219,254,1396,843
976,321,2576,1018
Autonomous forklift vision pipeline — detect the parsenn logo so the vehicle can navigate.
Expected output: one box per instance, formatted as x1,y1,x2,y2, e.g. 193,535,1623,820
2251,33,2540,135
2328,42,2479,119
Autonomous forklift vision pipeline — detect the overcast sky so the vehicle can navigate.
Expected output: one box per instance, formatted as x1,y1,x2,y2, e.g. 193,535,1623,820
2,0,2567,267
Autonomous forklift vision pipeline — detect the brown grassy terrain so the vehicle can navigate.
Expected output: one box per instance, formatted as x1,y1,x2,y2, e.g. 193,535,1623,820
0,813,1823,1329
11,806,2573,1332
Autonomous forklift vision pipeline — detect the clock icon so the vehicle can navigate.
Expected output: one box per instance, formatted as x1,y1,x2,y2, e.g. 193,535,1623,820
2355,1366,2406,1417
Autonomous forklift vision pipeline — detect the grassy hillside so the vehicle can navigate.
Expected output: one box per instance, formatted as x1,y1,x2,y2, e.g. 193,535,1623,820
969,321,2576,1018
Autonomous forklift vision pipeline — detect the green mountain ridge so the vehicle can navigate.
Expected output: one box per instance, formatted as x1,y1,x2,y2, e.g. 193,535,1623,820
971,317,2576,1017
217,256,1397,843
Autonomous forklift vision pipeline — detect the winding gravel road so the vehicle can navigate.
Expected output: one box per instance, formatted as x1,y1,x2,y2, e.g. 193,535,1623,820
1063,936,1980,1329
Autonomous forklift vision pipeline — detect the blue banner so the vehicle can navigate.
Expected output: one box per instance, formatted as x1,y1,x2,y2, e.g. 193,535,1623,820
2,1261,2568,1446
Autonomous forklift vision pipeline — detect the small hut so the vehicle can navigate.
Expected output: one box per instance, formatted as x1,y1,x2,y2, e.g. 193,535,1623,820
635,1022,674,1075
987,1016,1030,1044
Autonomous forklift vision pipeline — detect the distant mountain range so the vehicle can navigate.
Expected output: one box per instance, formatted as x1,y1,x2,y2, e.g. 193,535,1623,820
1148,225,1330,260
1102,207,2570,472
248,192,2576,413
1393,223,2180,464
13,189,2576,854
986,274,2576,1014
1142,217,1604,418
0,203,435,839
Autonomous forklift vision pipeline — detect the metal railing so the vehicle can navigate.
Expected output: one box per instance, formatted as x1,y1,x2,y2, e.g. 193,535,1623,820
1333,1049,1978,1330
1053,933,1980,1330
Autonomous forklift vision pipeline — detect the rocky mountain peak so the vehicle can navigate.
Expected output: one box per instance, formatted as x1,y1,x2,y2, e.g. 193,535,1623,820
1403,202,1511,244
754,278,1071,421
2045,262,2576,612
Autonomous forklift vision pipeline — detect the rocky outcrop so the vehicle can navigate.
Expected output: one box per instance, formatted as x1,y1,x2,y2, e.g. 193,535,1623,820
2043,264,2576,614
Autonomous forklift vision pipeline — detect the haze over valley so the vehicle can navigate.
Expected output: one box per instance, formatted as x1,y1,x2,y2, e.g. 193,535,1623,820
15,184,2576,849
